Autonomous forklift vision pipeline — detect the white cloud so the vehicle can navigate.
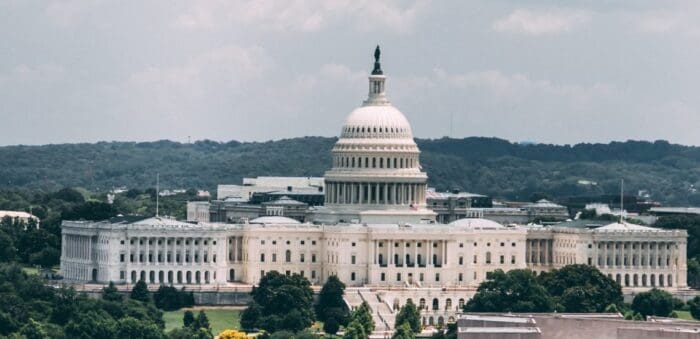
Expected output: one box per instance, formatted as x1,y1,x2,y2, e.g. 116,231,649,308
493,9,591,35
174,0,426,34
433,68,615,102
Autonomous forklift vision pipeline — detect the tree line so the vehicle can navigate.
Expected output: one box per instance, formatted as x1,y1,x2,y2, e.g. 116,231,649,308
3,137,700,204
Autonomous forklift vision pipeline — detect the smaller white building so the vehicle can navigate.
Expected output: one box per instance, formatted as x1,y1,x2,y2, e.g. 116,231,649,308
0,210,40,228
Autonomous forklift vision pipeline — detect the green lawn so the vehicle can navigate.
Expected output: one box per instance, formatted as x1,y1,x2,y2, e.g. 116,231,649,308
21,266,39,275
674,310,694,320
163,308,241,336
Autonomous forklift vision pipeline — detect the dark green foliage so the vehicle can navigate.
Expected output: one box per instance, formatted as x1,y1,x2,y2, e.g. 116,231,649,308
183,310,195,328
115,317,165,339
465,269,553,312
153,285,193,311
538,264,622,312
2,138,700,206
269,330,296,339
0,263,165,338
240,271,315,333
102,281,123,302
130,280,150,302
631,288,675,317
195,310,211,332
61,201,117,221
392,323,415,339
348,301,375,335
688,296,700,320
343,320,366,339
315,275,349,333
395,300,421,333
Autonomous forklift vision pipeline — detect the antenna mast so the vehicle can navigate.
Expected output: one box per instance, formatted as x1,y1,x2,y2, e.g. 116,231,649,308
156,173,160,218
620,178,624,222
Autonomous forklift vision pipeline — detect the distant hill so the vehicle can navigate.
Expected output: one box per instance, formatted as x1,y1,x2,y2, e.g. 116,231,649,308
2,137,700,205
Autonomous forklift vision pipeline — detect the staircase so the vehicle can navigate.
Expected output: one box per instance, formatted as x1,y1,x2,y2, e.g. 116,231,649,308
344,288,395,335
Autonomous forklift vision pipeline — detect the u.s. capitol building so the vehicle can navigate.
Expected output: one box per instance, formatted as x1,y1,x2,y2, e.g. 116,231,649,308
61,48,688,327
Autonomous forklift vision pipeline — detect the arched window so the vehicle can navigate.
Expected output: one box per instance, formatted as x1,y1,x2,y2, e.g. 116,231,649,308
458,298,465,309
393,299,400,311
668,274,673,287
624,274,630,287
445,298,452,310
378,254,384,266
642,274,647,287
432,298,439,310
419,298,426,310
285,250,291,263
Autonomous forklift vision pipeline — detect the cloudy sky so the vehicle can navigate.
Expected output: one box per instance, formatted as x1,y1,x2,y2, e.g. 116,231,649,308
1,1,699,146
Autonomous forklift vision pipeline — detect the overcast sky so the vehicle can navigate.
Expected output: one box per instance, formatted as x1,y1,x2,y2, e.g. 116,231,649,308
1,1,699,146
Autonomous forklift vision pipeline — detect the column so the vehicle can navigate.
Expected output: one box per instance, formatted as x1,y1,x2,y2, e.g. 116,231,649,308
375,183,379,205
389,240,394,265
428,240,433,266
383,183,388,204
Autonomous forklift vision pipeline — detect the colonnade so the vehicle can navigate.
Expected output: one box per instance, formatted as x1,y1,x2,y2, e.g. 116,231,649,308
127,236,219,266
371,239,446,267
333,155,417,169
525,239,552,265
326,181,426,206
594,241,678,269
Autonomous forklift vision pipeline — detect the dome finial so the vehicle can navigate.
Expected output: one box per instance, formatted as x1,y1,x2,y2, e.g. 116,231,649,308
372,45,383,75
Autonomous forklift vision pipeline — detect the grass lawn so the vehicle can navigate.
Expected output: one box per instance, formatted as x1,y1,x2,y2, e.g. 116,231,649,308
21,266,39,275
674,310,694,320
163,308,241,336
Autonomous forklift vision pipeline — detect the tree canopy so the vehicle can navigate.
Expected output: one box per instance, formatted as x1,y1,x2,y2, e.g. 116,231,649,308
240,271,315,333
537,264,623,312
395,300,421,333
631,288,675,317
315,275,349,334
464,269,554,312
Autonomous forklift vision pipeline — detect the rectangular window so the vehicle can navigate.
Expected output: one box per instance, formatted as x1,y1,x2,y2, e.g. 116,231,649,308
120,254,125,262
419,273,424,282
352,242,356,247
500,255,505,264
396,273,401,281
312,254,317,263
261,270,265,277
459,256,463,265
311,270,316,279
459,273,463,282
301,240,305,245
351,255,356,264
300,271,305,277
351,272,356,281
120,271,125,279
511,256,516,264
588,257,592,265
272,254,277,262
473,255,477,264
435,273,440,282
260,253,265,262
300,254,305,262
381,273,386,281
285,270,290,276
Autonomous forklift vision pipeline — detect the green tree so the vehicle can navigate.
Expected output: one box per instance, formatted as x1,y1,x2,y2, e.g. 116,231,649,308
241,271,315,333
116,317,165,339
349,301,375,335
316,275,349,334
392,323,415,339
183,310,195,328
465,269,553,312
103,281,123,302
154,285,188,311
395,300,421,333
130,280,150,303
343,320,366,339
687,296,700,320
195,310,211,332
19,319,48,339
631,288,674,317
538,264,622,312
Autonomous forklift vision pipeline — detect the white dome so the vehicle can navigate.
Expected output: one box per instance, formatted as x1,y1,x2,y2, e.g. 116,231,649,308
340,105,413,139
249,216,301,224
448,218,506,230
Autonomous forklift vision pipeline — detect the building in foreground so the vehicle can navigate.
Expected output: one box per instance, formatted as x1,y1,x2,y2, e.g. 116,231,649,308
60,48,688,331
456,313,700,339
